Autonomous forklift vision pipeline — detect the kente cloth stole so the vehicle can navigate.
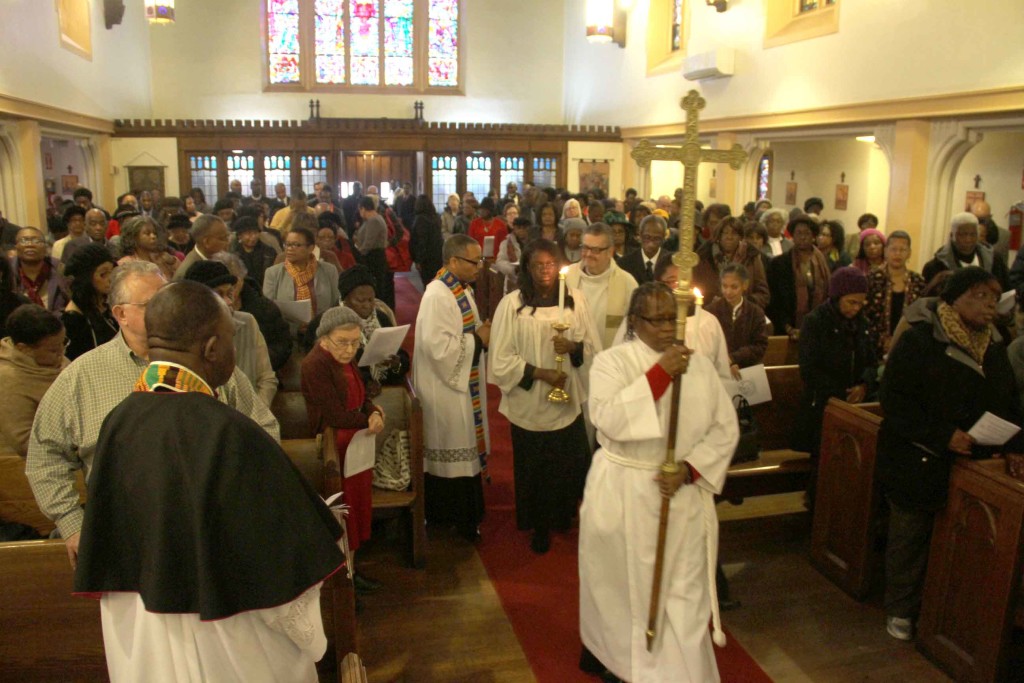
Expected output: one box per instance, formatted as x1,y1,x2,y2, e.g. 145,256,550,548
134,362,215,397
438,267,488,479
285,258,319,315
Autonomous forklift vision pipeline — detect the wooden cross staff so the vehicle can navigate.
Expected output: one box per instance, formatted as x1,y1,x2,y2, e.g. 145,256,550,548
630,89,746,653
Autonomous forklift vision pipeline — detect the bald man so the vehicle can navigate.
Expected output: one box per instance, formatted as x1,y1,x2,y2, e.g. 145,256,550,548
74,281,343,683
972,200,1009,265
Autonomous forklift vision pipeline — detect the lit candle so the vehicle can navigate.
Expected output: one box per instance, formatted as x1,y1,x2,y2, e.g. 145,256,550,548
558,266,569,320
693,287,704,311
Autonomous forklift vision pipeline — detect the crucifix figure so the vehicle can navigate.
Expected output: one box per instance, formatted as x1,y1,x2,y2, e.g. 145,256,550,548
974,174,982,189
629,89,745,653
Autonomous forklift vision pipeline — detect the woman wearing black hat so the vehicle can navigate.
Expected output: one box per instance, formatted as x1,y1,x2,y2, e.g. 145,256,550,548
61,243,119,360
877,266,1024,642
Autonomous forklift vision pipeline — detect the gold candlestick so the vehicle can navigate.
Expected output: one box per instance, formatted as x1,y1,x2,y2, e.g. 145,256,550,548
547,322,571,404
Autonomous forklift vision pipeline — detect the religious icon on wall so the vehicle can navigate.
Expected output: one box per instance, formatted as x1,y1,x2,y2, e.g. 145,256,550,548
835,184,849,211
61,175,79,194
965,190,986,211
785,182,798,206
57,0,92,61
127,166,167,198
578,161,610,195
44,178,57,194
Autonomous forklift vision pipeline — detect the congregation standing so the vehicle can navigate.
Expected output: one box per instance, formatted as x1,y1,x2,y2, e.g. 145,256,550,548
4,175,1024,683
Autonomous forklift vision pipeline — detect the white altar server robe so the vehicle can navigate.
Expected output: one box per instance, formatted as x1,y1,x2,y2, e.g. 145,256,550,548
579,339,738,683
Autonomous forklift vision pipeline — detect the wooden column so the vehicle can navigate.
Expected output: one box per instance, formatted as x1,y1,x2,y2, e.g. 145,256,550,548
885,120,931,271
917,458,1024,682
15,120,44,229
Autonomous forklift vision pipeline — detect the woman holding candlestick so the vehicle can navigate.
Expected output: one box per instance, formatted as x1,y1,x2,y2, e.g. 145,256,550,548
489,239,601,554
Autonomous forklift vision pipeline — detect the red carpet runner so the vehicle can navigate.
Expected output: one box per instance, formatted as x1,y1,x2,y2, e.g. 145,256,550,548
394,274,772,683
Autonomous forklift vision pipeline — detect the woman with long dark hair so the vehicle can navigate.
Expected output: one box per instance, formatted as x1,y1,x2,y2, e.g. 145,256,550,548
0,257,29,338
61,243,118,360
488,239,599,554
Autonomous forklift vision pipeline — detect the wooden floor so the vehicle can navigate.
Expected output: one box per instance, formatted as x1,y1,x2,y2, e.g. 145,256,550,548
353,496,952,683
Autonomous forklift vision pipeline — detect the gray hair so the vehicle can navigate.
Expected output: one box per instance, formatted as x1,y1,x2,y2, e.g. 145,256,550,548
950,211,979,236
190,214,225,242
109,260,163,306
316,305,363,338
759,208,788,226
119,215,158,256
584,222,614,245
211,251,248,279
442,233,478,262
638,214,667,235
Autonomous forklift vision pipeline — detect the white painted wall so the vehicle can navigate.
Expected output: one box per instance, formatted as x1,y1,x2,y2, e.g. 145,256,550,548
768,138,890,229
110,137,180,198
0,0,152,119
566,141,625,196
952,131,1024,230
562,0,1024,127
148,0,564,123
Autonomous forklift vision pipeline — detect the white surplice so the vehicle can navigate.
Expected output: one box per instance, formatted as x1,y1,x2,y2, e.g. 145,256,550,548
100,585,325,683
488,288,600,431
612,306,733,382
579,339,739,683
413,278,489,477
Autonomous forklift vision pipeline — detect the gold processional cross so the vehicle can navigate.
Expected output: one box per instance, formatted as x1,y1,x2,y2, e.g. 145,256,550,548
630,89,746,652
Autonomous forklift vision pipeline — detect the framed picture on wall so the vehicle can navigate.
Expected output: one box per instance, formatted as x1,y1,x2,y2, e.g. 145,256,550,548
61,175,79,193
964,190,985,211
578,161,610,195
785,182,798,206
57,0,92,61
835,184,849,211
127,166,166,198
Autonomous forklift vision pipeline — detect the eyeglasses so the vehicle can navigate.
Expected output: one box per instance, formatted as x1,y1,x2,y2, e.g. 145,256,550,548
530,261,560,271
120,300,151,308
325,337,361,350
638,315,676,328
455,255,484,267
580,244,610,254
16,237,45,246
284,242,310,249
641,233,664,243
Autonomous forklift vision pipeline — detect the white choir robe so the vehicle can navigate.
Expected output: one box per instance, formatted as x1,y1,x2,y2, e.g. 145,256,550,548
612,306,733,382
413,279,489,476
488,288,601,430
100,585,326,683
579,340,739,683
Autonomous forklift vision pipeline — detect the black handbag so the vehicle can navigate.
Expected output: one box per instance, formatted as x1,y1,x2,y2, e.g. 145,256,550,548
731,394,760,464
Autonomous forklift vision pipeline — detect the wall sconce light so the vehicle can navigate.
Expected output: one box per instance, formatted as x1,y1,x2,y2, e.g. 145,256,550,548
586,0,627,47
145,0,175,25
706,0,728,12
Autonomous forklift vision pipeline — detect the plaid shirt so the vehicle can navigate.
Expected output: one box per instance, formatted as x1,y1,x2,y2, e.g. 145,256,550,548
26,333,280,539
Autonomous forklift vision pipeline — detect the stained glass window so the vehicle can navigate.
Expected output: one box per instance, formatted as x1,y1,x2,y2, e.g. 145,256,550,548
499,156,525,196
189,155,219,205
428,0,458,87
431,155,458,208
264,154,293,197
384,0,414,86
226,154,256,191
315,0,346,84
798,0,835,13
266,0,459,90
532,156,557,190
671,0,683,51
465,155,492,200
301,155,329,194
350,1,380,85
757,152,772,201
268,0,301,84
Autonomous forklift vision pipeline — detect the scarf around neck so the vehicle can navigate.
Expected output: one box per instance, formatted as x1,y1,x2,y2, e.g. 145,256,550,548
937,301,991,366
285,258,319,314
437,267,488,480
134,361,215,397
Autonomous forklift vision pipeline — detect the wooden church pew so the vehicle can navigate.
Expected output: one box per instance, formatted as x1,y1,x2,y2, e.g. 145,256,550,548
809,399,884,599
763,335,800,367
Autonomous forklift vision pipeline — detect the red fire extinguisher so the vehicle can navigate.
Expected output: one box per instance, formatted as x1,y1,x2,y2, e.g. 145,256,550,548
1010,203,1023,251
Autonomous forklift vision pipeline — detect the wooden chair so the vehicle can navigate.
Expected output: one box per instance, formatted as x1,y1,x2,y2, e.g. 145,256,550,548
809,399,884,599
323,378,427,569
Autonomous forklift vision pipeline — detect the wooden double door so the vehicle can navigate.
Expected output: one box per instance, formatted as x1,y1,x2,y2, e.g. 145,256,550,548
340,152,416,193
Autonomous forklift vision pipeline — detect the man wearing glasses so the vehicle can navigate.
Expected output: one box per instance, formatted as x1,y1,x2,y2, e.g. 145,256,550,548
566,222,638,350
11,227,69,313
619,214,672,285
